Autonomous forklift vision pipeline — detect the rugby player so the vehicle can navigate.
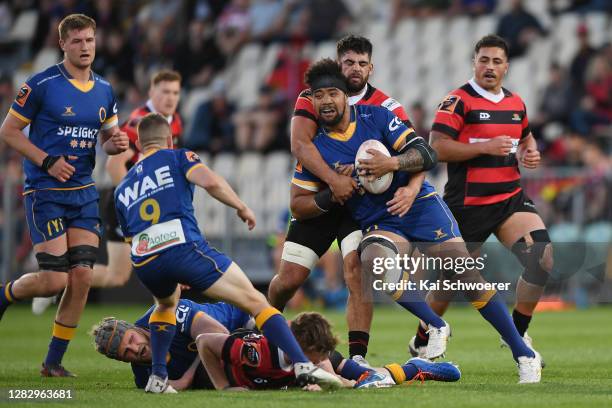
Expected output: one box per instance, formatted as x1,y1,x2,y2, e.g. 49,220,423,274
113,113,341,393
196,312,460,390
92,300,253,390
0,14,129,377
409,34,553,363
269,35,425,364
291,59,542,383
32,70,184,313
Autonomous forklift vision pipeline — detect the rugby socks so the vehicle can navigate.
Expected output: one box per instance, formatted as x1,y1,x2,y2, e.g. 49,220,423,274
475,293,534,360
0,281,18,319
512,309,532,337
44,321,76,366
396,292,445,329
149,309,177,379
348,331,370,358
255,307,309,364
414,321,429,348
339,358,373,380
385,362,418,384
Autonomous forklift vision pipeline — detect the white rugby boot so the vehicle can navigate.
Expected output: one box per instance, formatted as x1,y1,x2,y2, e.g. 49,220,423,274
145,374,178,394
294,361,342,389
425,321,451,360
517,350,542,384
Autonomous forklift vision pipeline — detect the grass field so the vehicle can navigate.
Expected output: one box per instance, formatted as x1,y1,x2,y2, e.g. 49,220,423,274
1,304,611,407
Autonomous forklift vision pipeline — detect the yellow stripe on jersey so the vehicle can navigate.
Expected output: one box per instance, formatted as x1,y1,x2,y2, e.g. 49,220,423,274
68,79,95,93
8,108,31,124
186,163,206,178
291,177,320,192
23,183,96,196
392,128,415,151
416,192,437,200
328,121,356,142
132,254,159,267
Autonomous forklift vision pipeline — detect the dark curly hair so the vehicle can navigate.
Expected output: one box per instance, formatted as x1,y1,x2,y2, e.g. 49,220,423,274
337,35,373,59
304,58,347,91
290,312,338,355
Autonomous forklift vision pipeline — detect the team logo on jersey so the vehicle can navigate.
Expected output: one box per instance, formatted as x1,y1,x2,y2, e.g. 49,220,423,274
479,112,491,120
512,113,522,121
388,116,402,132
62,106,75,116
434,229,448,240
381,97,402,112
241,342,262,367
99,107,107,123
295,162,303,173
185,151,201,163
438,95,460,113
15,83,32,107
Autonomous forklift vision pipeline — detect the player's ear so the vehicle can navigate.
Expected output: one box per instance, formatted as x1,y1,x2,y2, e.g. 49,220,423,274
166,133,173,149
59,39,65,52
135,139,142,152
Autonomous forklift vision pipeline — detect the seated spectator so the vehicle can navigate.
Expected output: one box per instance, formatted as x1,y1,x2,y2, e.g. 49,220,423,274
216,0,251,57
571,53,612,135
496,0,545,58
233,85,285,152
266,42,311,105
305,0,352,42
570,24,597,96
532,63,574,136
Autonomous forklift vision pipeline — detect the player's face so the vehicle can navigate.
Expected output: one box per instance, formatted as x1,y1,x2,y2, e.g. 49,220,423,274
150,80,181,117
338,51,373,94
117,329,151,363
60,28,96,69
313,87,347,127
473,47,508,92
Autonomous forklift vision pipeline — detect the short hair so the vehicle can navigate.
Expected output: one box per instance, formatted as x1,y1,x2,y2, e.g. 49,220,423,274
474,34,509,58
304,58,347,90
337,35,373,59
151,70,182,88
137,113,171,146
58,14,96,41
290,312,338,355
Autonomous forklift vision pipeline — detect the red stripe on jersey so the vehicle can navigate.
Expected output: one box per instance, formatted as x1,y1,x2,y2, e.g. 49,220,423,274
464,188,521,206
467,166,520,183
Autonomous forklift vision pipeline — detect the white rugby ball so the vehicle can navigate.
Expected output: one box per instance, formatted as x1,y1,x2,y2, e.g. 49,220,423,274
355,139,393,194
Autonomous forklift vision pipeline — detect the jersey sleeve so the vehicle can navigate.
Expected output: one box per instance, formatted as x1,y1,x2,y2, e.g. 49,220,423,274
431,94,465,139
292,89,317,122
520,102,531,139
8,77,44,124
291,161,322,192
178,149,207,179
380,110,420,153
101,89,119,130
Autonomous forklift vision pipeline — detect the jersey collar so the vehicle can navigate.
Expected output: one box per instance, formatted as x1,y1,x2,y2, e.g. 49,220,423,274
57,62,95,93
348,84,368,106
325,105,356,142
146,100,174,124
468,78,505,104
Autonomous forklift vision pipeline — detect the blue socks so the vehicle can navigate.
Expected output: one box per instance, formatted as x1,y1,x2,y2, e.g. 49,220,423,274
396,292,445,329
256,307,309,364
339,359,372,380
149,308,177,379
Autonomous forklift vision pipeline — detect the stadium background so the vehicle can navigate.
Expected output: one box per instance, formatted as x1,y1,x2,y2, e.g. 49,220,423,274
0,0,610,306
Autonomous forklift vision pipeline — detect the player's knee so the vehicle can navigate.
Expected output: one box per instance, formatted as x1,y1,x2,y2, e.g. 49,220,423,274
69,265,93,288
359,234,398,272
68,245,98,270
36,251,70,272
512,229,552,287
39,272,68,294
281,241,319,272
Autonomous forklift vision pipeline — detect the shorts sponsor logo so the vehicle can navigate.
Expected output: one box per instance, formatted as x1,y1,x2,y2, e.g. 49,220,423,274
131,219,186,256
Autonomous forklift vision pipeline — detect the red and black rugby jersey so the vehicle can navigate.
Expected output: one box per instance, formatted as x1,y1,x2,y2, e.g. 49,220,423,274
121,104,183,165
432,82,531,207
221,331,295,390
293,83,412,126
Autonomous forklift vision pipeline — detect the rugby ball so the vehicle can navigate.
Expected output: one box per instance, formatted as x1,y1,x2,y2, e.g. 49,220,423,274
355,140,393,194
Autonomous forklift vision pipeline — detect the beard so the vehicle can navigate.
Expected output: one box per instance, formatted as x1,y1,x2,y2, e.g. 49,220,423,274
318,105,345,127
346,75,368,94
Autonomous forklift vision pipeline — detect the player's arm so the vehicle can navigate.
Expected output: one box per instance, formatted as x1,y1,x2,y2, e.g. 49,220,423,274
358,136,438,178
105,148,135,185
168,358,200,391
195,333,248,391
187,165,255,230
291,115,356,204
517,132,540,169
430,131,513,162
0,113,77,182
290,184,334,221
317,358,353,388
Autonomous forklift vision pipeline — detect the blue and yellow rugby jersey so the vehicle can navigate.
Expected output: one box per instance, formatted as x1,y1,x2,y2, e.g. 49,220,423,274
114,148,206,261
9,63,118,192
292,104,435,229
131,300,251,388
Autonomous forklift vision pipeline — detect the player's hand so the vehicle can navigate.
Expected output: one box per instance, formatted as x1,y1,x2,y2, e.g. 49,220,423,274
387,185,418,217
111,129,129,153
358,149,397,180
302,384,322,392
518,147,540,169
335,163,354,177
179,284,191,291
47,155,77,183
481,136,514,156
237,206,256,230
329,174,357,205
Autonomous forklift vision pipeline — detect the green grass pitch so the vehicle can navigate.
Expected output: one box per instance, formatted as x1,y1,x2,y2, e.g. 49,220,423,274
1,304,611,407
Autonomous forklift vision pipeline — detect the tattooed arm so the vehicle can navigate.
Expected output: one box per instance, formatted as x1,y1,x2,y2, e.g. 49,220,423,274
357,137,438,178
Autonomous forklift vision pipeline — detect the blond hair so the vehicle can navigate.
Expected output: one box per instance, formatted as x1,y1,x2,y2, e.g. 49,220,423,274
58,14,96,41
